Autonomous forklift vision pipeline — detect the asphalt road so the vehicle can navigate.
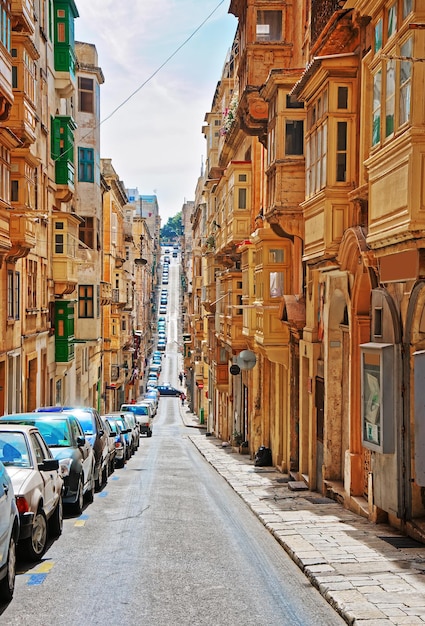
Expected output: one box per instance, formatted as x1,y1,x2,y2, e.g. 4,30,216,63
1,257,345,625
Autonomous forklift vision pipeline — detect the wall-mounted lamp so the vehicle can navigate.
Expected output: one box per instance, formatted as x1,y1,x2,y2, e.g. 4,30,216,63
135,234,147,265
213,220,221,229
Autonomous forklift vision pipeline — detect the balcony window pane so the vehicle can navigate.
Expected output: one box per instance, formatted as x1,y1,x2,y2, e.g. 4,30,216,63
385,59,395,136
269,249,284,263
285,120,304,155
400,38,412,126
238,188,247,209
256,11,282,41
372,70,382,146
374,18,382,53
336,122,347,182
337,86,348,109
388,3,397,38
270,272,283,298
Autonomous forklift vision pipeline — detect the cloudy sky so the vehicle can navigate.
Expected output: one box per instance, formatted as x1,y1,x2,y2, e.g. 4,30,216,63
75,1,237,222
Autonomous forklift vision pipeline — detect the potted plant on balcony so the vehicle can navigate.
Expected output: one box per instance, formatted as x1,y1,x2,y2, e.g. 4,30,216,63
206,235,215,250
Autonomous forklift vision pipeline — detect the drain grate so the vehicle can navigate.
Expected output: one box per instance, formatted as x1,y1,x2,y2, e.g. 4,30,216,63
379,536,425,549
304,496,336,504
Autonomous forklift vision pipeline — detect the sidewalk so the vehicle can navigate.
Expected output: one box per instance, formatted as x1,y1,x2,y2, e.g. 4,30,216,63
181,410,425,625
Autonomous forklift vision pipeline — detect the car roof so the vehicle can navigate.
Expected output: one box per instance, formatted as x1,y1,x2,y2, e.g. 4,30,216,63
0,411,75,421
0,423,41,435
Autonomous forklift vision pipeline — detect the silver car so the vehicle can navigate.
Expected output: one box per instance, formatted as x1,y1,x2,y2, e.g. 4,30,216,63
0,425,63,561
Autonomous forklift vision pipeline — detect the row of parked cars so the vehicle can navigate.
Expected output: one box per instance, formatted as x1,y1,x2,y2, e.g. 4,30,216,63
0,403,148,602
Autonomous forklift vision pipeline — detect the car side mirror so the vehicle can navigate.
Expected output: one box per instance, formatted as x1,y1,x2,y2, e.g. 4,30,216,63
98,429,104,437
109,431,116,437
76,435,86,447
39,459,59,471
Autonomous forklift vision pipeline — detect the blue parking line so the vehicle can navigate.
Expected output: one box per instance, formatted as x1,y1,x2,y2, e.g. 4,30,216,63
98,491,108,497
78,514,89,520
27,573,47,586
111,476,119,481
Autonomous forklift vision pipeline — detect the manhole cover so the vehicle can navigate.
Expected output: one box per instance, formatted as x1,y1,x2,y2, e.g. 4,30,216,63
379,536,425,549
304,496,335,504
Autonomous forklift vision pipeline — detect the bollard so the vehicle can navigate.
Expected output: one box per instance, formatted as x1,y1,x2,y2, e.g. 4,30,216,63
200,407,204,424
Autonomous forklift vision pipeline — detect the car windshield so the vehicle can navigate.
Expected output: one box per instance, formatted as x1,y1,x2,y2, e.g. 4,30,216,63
72,413,94,434
105,419,120,433
0,432,31,468
34,419,72,447
1,418,72,447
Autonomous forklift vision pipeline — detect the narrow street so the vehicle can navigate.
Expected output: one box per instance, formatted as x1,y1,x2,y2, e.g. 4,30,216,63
1,257,344,626
2,395,344,625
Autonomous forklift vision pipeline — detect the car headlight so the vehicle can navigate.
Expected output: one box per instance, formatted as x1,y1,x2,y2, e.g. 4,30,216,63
58,457,73,478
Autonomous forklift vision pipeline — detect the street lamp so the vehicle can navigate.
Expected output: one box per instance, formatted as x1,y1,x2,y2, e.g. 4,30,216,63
135,234,147,266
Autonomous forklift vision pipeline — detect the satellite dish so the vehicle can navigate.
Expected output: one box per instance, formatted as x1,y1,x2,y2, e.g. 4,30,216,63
236,350,257,370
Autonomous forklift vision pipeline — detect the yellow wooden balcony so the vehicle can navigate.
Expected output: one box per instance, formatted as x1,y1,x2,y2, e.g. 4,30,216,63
53,255,77,296
11,0,35,35
302,190,353,262
8,69,37,146
8,214,35,259
211,361,229,391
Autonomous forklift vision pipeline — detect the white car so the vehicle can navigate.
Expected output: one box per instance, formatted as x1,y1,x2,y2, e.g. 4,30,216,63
0,425,63,561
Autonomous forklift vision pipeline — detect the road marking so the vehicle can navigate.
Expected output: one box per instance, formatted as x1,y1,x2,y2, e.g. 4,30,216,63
74,519,86,527
98,491,108,498
27,573,47,586
34,562,54,574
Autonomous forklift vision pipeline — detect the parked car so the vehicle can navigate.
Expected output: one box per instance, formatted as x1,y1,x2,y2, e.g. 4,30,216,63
35,407,109,492
121,403,153,437
102,416,127,468
0,425,63,561
0,413,95,515
140,396,157,417
100,417,117,476
148,364,161,377
157,385,181,397
159,305,167,313
120,403,152,438
105,413,133,459
0,459,19,602
124,412,140,449
143,390,159,413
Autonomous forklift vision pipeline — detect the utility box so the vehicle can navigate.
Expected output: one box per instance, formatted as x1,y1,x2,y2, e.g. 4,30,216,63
360,342,395,454
414,350,425,485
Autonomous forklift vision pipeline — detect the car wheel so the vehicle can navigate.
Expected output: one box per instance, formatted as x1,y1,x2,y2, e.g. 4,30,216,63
49,496,63,537
24,510,48,561
73,477,84,515
0,534,16,602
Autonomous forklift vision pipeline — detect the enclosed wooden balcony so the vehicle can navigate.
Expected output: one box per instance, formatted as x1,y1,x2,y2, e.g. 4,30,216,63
215,161,252,255
211,361,229,391
8,94,36,146
11,0,35,35
302,190,354,262
8,213,36,259
52,214,79,296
